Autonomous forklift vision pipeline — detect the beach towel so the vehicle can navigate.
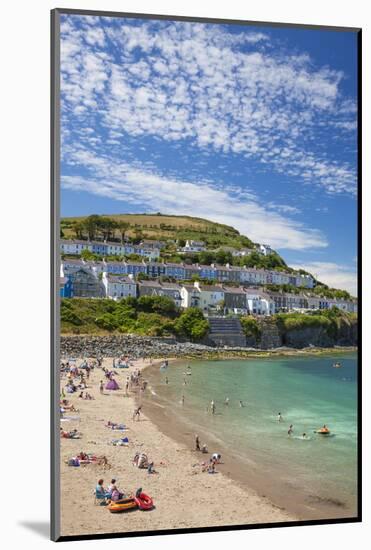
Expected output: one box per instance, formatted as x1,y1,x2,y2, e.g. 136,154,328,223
111,437,129,446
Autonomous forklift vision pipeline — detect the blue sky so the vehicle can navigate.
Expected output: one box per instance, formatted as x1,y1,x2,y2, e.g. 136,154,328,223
60,15,358,295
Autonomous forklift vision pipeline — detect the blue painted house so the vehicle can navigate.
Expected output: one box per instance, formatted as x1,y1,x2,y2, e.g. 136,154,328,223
105,262,127,275
164,263,186,280
147,262,166,278
124,261,147,277
60,276,73,298
199,264,217,280
91,242,109,255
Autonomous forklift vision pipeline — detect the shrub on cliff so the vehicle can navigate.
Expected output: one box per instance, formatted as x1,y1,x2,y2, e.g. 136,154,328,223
240,316,261,340
174,308,209,341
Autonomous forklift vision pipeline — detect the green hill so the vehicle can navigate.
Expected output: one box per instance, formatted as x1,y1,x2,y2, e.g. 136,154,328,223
60,212,290,271
61,212,254,249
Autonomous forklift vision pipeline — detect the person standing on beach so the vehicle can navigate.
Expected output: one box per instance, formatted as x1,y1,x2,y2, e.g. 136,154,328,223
133,406,142,421
99,380,104,394
239,400,244,407
181,394,185,406
224,397,229,406
195,434,200,451
210,400,215,414
288,424,293,436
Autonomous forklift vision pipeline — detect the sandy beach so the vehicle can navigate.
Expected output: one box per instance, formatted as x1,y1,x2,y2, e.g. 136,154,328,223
60,357,294,537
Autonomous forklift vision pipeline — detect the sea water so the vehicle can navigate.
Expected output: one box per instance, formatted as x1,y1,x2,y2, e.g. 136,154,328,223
144,353,358,520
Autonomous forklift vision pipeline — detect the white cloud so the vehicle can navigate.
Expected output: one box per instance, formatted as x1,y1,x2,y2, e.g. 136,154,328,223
60,16,357,196
290,261,357,296
61,150,328,251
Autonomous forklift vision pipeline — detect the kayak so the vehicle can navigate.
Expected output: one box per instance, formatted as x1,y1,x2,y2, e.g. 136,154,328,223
134,491,154,511
108,497,138,513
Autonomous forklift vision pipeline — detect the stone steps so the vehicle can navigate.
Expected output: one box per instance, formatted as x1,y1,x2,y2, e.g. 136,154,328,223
208,317,246,347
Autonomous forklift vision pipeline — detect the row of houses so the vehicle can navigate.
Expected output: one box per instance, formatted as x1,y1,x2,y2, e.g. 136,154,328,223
60,239,160,260
61,238,274,259
179,240,273,256
61,258,314,288
60,267,357,315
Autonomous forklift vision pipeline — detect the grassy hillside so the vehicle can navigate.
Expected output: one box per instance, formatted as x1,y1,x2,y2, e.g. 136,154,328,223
61,213,255,250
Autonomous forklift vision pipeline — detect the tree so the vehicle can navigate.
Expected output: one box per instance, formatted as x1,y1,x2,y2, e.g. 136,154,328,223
175,308,209,341
118,221,130,243
72,221,85,240
84,214,101,240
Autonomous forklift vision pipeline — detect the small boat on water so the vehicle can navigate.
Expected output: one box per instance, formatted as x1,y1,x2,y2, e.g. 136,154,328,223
314,426,331,435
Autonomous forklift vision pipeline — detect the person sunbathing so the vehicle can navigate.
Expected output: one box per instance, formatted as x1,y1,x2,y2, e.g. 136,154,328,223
136,453,149,469
77,451,89,461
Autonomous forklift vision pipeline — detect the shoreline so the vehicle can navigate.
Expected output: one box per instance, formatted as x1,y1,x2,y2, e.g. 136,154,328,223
60,357,293,537
60,333,357,361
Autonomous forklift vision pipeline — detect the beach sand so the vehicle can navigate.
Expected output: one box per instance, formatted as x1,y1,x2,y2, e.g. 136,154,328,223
60,358,294,537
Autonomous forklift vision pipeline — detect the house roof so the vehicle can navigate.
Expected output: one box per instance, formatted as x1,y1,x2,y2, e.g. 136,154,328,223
223,286,246,295
199,285,225,292
62,259,85,265
106,276,135,284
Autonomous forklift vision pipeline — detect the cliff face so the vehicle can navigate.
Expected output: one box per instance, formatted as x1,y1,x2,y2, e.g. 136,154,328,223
259,316,358,349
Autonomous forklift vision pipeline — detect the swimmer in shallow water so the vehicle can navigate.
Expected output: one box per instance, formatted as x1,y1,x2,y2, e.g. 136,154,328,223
288,424,293,436
277,412,283,422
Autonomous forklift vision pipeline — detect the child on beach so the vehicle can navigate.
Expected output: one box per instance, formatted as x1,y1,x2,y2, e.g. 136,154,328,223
99,380,104,394
133,406,142,421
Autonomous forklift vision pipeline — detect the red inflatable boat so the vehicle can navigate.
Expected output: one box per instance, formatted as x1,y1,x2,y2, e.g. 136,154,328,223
134,489,154,510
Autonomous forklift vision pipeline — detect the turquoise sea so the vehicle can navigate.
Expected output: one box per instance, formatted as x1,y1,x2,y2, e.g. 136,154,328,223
144,353,358,520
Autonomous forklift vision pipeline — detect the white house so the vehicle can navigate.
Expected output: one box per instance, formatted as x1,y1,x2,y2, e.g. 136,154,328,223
102,273,137,300
257,244,273,256
193,281,225,313
180,285,201,309
245,289,275,315
231,248,255,257
181,240,206,253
